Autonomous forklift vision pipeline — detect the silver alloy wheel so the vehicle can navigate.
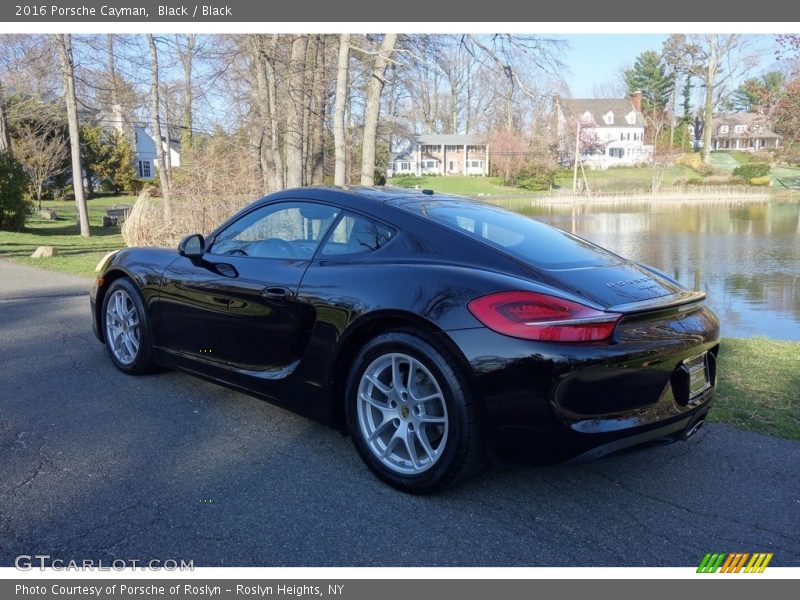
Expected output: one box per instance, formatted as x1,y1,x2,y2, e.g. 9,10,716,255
104,289,141,365
357,352,449,475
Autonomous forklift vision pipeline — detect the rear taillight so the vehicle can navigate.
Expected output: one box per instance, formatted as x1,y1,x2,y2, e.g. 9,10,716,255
467,291,621,342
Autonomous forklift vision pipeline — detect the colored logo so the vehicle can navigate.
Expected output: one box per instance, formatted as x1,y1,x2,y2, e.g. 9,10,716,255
697,553,773,573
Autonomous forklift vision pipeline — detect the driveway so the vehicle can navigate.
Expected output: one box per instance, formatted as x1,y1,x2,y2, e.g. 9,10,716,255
1,259,798,567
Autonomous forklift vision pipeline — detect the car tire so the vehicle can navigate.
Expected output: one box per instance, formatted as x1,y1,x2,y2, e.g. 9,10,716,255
346,331,484,493
101,277,156,375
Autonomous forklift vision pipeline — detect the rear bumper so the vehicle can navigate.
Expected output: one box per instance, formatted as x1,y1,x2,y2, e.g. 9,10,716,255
443,306,720,466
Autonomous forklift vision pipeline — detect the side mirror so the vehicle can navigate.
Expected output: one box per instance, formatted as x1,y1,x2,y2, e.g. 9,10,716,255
178,233,205,258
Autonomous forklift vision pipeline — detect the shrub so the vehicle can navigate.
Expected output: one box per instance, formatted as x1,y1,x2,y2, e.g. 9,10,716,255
675,152,713,175
732,162,770,180
0,150,30,231
749,176,771,186
516,165,556,191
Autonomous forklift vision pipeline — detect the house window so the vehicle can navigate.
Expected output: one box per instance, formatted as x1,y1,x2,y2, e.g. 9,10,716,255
609,148,625,159
445,145,460,152
633,132,639,141
399,161,412,171
422,160,438,169
604,112,614,125
468,160,482,169
620,133,625,141
734,125,746,134
719,125,729,134
138,160,151,178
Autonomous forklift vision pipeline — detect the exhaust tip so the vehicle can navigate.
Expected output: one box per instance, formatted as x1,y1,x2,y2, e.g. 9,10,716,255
683,418,706,440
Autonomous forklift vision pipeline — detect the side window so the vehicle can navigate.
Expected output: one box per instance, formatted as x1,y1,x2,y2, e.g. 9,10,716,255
209,202,339,259
319,213,394,257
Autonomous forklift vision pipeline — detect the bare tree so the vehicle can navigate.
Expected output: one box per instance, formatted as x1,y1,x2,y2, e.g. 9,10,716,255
263,35,284,190
175,34,198,149
147,34,173,221
308,35,327,186
0,80,10,152
55,34,90,237
360,33,398,187
669,34,757,163
285,35,308,189
333,33,350,186
14,121,69,209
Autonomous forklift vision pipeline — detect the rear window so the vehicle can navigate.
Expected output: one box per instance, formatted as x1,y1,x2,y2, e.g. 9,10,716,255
400,200,621,269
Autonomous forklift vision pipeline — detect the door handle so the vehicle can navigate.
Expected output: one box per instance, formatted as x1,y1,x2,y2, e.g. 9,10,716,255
261,286,288,300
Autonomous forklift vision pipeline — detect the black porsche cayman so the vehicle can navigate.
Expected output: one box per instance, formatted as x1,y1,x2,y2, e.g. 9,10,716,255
91,187,719,493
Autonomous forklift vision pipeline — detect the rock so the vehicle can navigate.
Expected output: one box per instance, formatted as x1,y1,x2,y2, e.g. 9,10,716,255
30,246,58,259
38,209,58,220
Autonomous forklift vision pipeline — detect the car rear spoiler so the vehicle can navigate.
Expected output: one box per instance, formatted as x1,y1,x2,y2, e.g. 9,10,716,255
607,290,707,315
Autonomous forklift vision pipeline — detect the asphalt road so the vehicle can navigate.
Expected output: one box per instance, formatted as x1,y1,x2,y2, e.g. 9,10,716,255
1,259,799,567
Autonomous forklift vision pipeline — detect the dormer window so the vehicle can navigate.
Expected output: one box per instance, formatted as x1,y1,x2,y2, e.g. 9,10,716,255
603,111,614,125
734,125,746,133
625,111,636,125
719,125,730,134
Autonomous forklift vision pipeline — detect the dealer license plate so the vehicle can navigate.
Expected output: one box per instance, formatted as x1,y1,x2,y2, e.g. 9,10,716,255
684,352,711,398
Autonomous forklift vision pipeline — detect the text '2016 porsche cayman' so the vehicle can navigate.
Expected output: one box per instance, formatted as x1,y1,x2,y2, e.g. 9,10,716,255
91,187,719,493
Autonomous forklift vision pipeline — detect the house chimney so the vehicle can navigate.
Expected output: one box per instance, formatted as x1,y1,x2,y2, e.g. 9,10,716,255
631,91,642,112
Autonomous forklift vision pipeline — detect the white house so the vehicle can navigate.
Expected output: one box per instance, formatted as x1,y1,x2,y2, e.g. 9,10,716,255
555,93,652,169
387,134,489,177
133,125,182,180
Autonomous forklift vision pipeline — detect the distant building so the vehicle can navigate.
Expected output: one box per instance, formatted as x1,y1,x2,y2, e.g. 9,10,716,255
133,125,182,180
387,134,489,177
554,92,652,168
709,113,781,151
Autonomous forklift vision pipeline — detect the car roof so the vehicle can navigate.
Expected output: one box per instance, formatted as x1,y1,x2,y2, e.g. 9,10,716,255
257,185,480,216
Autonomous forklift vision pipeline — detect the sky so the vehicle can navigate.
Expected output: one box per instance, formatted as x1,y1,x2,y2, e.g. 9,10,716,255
557,34,778,98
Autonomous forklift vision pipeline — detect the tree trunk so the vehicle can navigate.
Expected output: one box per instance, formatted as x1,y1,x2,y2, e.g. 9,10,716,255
249,35,270,193
701,35,719,164
310,36,327,186
55,34,91,237
177,34,196,150
147,34,172,221
264,36,284,190
162,84,173,184
360,33,398,187
301,36,318,186
333,34,350,187
285,35,309,189
0,81,11,153
105,35,125,135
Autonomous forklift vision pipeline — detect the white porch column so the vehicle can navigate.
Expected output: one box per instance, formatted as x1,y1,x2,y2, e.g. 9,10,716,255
441,144,445,175
484,145,489,176
463,144,467,175
416,145,421,176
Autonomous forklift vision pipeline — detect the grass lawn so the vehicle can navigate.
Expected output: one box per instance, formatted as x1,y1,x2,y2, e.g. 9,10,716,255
387,175,527,196
708,152,741,172
553,165,697,192
0,196,132,278
713,338,800,441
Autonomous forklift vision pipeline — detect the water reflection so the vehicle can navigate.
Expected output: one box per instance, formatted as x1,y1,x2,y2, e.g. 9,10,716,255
492,198,800,341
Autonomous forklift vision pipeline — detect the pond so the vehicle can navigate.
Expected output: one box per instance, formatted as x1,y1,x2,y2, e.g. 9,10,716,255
494,198,800,341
